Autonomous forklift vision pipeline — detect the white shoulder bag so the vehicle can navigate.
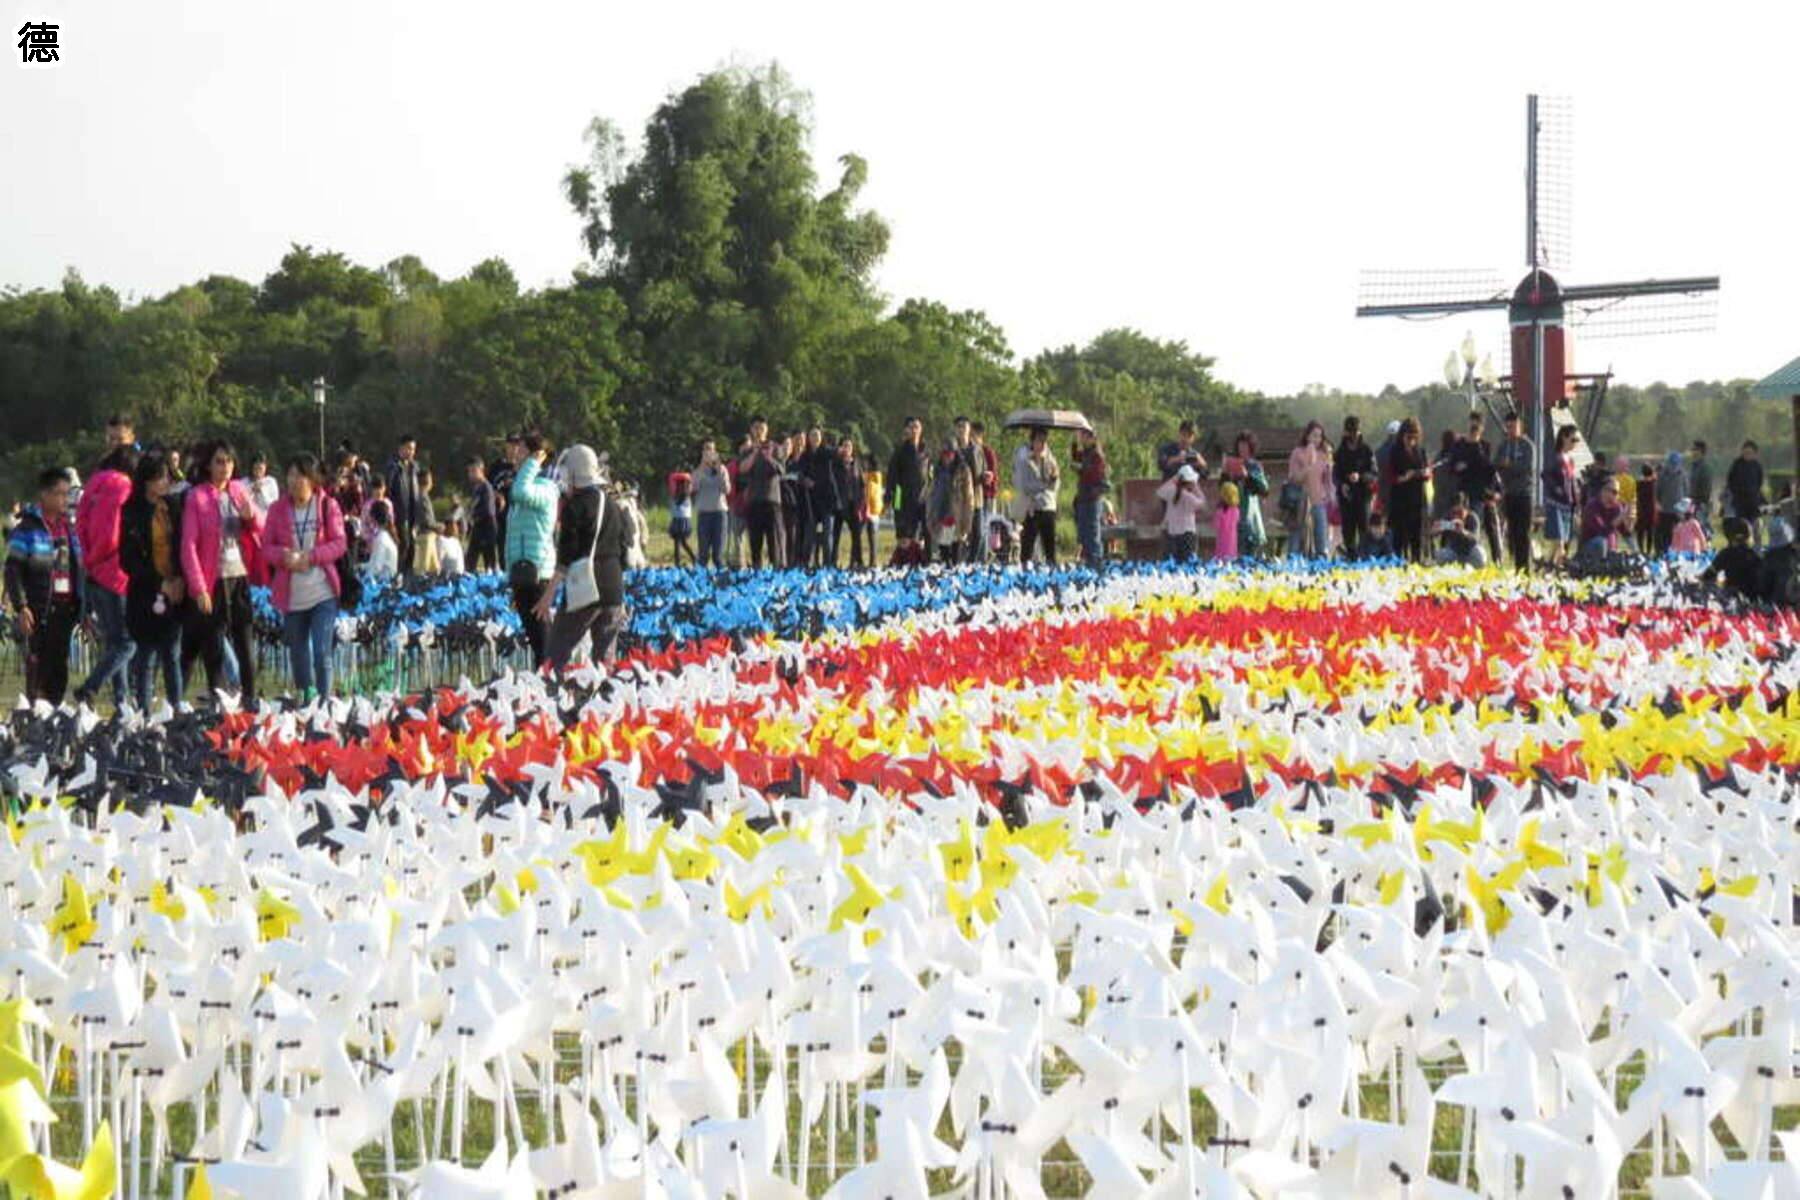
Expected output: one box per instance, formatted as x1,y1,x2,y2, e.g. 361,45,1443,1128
564,490,607,611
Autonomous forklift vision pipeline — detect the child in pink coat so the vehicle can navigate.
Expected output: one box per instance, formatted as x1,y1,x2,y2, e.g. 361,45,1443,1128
1215,480,1241,560
1670,499,1708,555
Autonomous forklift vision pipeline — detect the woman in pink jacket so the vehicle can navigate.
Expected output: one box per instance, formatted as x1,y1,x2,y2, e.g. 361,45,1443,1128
181,440,264,702
72,445,138,708
261,453,348,701
1285,421,1334,559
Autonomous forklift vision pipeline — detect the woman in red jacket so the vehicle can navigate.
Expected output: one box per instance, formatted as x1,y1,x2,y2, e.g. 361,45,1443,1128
181,440,264,702
73,445,139,709
261,452,348,701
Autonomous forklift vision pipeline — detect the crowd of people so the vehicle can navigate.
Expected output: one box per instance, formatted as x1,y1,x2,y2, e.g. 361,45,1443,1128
4,408,1793,713
0,416,651,712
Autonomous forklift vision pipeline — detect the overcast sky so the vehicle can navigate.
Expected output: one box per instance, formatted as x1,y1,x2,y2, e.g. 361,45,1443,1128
4,1,1795,396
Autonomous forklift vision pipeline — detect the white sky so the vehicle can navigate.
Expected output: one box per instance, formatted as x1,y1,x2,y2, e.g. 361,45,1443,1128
3,0,1796,396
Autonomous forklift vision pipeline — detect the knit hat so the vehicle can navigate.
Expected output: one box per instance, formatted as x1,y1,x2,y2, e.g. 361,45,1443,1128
557,445,605,489
1219,480,1240,507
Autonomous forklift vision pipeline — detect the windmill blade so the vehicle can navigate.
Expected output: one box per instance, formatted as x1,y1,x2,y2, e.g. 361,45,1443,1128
1527,95,1574,271
1566,289,1719,340
1355,269,1509,318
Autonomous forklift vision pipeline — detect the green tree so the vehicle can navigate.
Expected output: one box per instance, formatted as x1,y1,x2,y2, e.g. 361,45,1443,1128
565,64,891,465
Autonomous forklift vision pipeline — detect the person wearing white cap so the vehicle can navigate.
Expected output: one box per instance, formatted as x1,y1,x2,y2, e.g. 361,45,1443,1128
538,445,631,670
1669,497,1707,555
1375,419,1402,518
1156,464,1209,562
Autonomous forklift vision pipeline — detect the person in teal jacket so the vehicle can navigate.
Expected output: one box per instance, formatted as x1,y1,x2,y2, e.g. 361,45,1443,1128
504,432,559,666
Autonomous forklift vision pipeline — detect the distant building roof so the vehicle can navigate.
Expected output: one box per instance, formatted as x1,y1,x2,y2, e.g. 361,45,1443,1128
1753,356,1800,399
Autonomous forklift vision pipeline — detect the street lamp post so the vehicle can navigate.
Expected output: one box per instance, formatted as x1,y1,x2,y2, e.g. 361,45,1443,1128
312,377,329,461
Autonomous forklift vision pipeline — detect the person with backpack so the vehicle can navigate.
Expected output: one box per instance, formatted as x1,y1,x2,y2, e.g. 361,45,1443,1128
4,468,82,705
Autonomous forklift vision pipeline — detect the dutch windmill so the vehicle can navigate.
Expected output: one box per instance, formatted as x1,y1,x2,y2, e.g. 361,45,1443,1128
1356,95,1719,462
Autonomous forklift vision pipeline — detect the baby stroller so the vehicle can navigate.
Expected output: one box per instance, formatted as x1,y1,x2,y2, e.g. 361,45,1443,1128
987,513,1019,566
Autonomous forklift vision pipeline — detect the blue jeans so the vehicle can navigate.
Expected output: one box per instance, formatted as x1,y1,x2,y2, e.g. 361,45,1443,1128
130,621,182,713
967,504,990,563
283,599,338,699
1289,501,1330,558
77,583,135,707
697,511,726,569
1075,498,1103,566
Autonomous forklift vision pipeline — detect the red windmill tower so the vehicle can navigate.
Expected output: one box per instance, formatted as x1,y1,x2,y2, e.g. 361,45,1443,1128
1356,96,1720,493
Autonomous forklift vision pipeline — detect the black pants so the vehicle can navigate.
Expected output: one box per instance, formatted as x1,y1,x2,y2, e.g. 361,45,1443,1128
832,513,876,569
747,502,782,569
546,603,624,672
1340,496,1369,558
24,598,79,705
188,575,257,701
1478,501,1503,565
1657,512,1679,555
395,524,416,579
1503,493,1533,571
784,504,809,569
895,499,925,543
1021,510,1057,565
1391,504,1424,563
468,532,500,574
511,577,549,667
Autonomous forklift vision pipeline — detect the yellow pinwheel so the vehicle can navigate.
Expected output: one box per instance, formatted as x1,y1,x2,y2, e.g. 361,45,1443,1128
1,1118,116,1200
47,875,94,955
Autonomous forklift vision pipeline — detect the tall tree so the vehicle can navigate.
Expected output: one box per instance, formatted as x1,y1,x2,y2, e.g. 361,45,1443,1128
564,64,891,467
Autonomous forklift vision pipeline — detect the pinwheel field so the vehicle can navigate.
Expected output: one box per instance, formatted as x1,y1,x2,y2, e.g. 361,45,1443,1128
5,560,1800,1198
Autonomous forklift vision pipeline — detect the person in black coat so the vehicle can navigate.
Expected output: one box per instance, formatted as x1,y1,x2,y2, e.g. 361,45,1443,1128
885,417,931,544
800,429,838,569
1384,418,1431,563
1726,440,1767,546
119,451,187,711
827,436,868,569
540,445,630,670
1332,416,1376,558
